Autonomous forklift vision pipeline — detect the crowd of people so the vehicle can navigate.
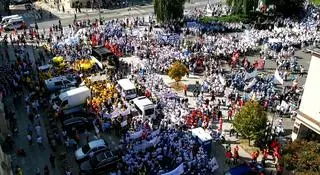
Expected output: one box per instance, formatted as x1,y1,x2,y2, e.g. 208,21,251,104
0,1,319,175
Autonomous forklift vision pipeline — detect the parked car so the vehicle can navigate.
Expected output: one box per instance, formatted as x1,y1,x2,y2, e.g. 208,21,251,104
62,117,93,136
45,75,78,92
62,111,96,122
224,163,265,175
25,3,36,10
79,151,120,174
3,17,28,30
75,139,108,162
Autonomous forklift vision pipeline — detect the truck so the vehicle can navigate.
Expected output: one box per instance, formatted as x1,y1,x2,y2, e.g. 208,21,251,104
52,86,91,115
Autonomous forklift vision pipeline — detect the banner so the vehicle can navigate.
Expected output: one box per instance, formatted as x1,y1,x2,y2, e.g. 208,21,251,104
244,71,258,81
274,69,284,85
161,163,184,175
129,130,143,140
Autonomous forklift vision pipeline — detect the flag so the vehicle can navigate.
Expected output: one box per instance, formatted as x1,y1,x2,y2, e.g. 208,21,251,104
274,69,284,85
161,163,184,175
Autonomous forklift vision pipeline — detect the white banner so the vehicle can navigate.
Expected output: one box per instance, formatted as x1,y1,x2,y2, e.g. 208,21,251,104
161,163,184,175
129,130,143,140
274,69,284,85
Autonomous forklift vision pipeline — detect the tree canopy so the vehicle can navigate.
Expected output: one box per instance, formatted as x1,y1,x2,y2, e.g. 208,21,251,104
233,101,267,144
153,0,186,23
226,0,259,15
168,61,189,82
281,140,320,174
268,0,305,17
227,0,305,17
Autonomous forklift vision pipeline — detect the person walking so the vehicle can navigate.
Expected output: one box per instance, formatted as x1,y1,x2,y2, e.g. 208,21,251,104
44,165,49,175
233,145,239,164
27,134,32,145
184,84,188,96
36,135,43,147
49,153,55,168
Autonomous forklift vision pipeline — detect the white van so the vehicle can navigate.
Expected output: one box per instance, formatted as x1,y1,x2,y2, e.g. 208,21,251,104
117,79,137,100
52,86,91,112
3,17,27,30
132,96,156,120
1,15,21,24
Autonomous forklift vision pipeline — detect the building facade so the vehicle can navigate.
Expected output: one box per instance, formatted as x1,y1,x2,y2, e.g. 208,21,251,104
0,146,13,175
292,50,320,141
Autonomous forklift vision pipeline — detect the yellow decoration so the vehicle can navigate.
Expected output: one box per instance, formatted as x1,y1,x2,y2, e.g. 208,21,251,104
52,56,64,64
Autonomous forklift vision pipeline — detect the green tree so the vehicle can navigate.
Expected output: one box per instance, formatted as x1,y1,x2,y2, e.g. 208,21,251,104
281,140,320,173
168,61,189,83
268,0,305,17
233,100,267,145
227,0,259,15
153,0,186,23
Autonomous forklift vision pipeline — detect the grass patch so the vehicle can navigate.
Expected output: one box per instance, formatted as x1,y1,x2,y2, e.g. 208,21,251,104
170,82,185,91
200,15,250,23
239,139,260,154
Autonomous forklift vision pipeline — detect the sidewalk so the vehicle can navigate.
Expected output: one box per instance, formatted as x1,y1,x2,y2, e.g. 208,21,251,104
34,1,102,19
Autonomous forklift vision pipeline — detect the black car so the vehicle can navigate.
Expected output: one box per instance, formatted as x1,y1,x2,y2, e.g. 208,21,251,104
79,151,120,175
62,111,96,123
62,117,92,135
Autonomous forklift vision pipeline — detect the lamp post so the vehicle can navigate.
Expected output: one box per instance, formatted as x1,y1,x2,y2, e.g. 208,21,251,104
98,0,101,20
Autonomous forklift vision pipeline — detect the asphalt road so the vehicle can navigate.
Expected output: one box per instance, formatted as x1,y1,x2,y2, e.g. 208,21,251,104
29,1,209,29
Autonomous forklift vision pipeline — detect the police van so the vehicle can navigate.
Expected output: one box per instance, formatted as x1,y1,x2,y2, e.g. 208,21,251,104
1,15,21,24
3,17,27,30
117,79,137,100
131,96,156,120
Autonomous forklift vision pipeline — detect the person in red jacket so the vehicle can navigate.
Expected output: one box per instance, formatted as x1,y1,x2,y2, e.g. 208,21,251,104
227,108,233,121
261,148,269,167
225,150,233,165
233,145,239,164
276,163,283,175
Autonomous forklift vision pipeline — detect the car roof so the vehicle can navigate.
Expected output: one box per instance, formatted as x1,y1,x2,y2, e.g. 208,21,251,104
88,139,106,148
45,76,67,83
63,117,87,124
227,164,254,175
118,79,136,90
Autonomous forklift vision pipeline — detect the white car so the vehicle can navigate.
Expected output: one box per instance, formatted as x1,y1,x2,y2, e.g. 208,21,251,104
45,75,77,92
75,139,108,162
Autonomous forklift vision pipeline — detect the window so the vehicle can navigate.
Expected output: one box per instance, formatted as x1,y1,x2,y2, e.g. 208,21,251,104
54,81,63,86
145,108,154,116
293,126,299,134
82,144,90,154
61,100,68,107
125,89,136,95
62,80,70,85
134,104,143,115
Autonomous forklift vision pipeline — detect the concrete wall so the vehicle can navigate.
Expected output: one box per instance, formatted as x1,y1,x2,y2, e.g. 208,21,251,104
299,54,320,123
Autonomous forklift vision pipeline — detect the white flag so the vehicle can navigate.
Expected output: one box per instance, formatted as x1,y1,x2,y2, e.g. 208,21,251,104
274,69,284,85
161,163,184,175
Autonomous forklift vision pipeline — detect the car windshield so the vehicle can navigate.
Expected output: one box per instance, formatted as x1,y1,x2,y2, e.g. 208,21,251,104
145,108,154,116
82,144,90,154
126,89,136,95
66,75,74,82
